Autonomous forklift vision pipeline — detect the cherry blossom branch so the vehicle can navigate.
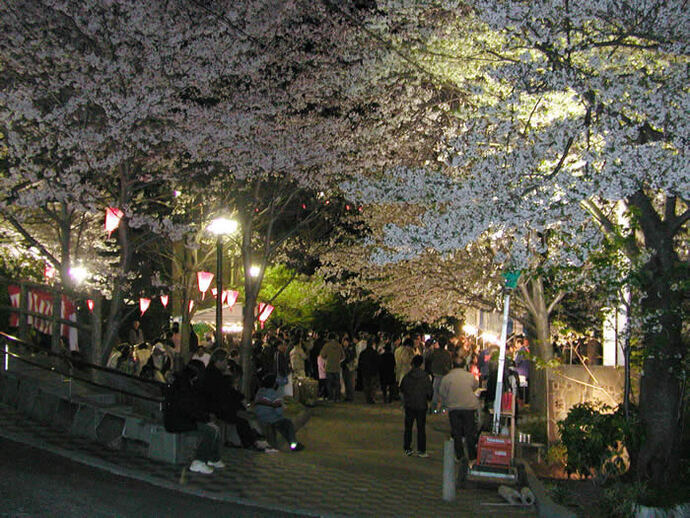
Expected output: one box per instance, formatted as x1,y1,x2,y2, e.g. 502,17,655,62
0,212,61,268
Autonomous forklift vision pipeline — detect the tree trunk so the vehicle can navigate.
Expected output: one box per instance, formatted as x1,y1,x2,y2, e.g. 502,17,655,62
629,191,686,488
58,208,74,292
529,308,552,420
240,292,256,397
635,243,684,486
519,276,555,421
239,214,261,398
99,203,132,364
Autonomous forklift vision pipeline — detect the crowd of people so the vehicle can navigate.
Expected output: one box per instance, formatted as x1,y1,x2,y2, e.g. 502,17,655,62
107,320,533,474
247,328,532,465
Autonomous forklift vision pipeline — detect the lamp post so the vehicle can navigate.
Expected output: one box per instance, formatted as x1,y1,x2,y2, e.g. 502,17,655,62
208,217,238,349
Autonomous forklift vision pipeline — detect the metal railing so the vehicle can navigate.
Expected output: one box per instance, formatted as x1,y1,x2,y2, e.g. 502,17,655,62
0,275,102,361
0,332,165,404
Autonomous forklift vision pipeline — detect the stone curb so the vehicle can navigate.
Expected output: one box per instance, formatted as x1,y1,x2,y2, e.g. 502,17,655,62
517,459,577,518
0,406,322,518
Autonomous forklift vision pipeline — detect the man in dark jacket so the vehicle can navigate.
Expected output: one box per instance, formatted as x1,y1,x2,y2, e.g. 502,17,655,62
378,343,396,403
200,350,271,452
358,338,380,404
163,361,224,474
399,355,433,457
429,339,453,413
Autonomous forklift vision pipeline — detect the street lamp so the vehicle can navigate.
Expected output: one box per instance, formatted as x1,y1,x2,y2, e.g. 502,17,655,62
208,217,238,348
69,265,89,285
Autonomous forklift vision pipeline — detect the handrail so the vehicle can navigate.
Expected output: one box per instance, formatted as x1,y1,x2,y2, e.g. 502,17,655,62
0,305,92,332
0,332,163,387
0,332,165,403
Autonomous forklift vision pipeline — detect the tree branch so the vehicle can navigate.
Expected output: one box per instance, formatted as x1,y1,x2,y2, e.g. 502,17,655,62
546,291,565,316
672,207,690,236
0,212,61,268
266,269,299,306
520,136,574,197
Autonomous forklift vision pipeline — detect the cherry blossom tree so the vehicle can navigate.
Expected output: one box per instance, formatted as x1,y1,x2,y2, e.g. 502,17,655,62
344,1,689,485
0,0,362,364
0,0,194,359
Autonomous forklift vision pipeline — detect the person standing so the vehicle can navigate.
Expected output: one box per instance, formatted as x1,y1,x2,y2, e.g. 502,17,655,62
320,332,344,402
128,320,145,345
379,343,396,403
438,356,481,463
289,340,307,378
399,355,433,457
429,338,452,413
170,322,182,354
317,353,328,399
340,337,357,402
274,340,291,397
395,338,416,400
358,338,380,404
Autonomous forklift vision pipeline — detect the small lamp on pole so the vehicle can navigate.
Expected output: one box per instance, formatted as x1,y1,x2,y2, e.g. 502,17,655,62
208,217,238,348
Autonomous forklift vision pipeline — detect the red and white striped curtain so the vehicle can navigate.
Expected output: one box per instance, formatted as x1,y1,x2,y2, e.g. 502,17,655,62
8,285,78,351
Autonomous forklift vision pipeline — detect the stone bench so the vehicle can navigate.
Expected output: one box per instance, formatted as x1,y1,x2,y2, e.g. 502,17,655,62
0,368,190,464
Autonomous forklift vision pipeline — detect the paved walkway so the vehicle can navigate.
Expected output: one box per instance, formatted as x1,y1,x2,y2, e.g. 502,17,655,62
0,396,536,517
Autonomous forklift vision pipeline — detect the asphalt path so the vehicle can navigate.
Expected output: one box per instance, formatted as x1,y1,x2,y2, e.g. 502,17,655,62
0,437,303,518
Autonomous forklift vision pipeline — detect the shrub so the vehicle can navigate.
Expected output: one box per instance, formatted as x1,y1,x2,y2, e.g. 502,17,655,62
601,481,650,518
557,402,640,482
546,442,567,466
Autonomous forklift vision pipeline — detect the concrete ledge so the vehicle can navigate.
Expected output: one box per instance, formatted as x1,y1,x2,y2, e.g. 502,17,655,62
17,381,39,416
31,390,60,424
2,373,19,407
96,413,125,448
123,416,152,443
55,399,78,431
518,459,576,518
0,369,314,466
72,405,99,439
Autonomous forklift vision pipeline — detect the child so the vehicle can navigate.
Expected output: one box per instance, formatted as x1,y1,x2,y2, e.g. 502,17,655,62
254,374,305,452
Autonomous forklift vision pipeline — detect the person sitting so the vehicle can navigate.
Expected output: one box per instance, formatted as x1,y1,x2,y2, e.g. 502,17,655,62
128,320,145,345
133,342,152,376
201,349,275,453
254,374,304,452
106,344,124,369
227,348,242,389
140,344,173,383
163,361,224,474
115,344,137,375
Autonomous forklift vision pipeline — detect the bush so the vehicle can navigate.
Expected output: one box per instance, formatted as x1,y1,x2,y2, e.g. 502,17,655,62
546,442,567,466
601,481,650,518
557,402,641,482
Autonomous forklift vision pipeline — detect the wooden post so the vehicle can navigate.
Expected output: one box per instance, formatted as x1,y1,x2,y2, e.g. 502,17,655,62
19,282,29,342
91,293,103,365
51,290,61,354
